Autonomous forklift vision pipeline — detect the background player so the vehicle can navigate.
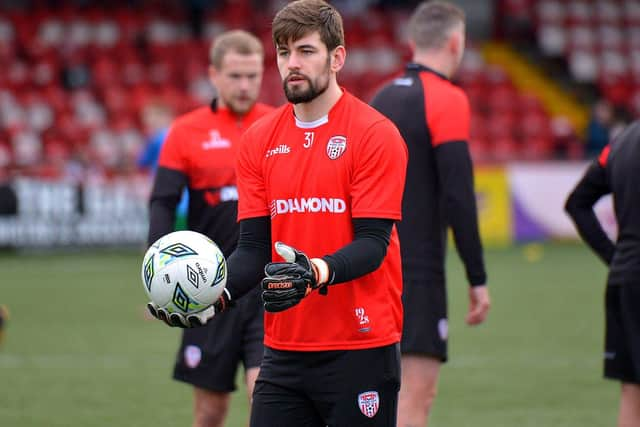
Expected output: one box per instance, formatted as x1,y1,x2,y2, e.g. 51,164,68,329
148,1,408,425
370,2,490,426
565,120,640,427
146,30,273,427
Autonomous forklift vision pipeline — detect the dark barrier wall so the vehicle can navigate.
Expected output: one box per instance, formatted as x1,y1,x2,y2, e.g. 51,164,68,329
0,178,148,248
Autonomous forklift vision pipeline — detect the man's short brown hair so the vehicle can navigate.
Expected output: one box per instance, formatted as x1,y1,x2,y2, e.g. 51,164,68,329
272,0,345,52
209,30,264,68
409,1,465,50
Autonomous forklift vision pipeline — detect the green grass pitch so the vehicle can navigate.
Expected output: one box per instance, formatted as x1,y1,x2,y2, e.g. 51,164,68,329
0,243,617,426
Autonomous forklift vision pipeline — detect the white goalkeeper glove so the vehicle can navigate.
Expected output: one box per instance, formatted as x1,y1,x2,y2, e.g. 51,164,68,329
147,288,232,328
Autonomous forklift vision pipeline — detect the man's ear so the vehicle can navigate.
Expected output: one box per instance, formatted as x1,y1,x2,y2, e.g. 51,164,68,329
331,46,346,73
208,65,218,88
408,39,416,55
449,27,465,58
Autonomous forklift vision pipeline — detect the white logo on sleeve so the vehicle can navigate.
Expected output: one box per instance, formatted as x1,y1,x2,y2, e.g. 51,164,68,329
202,130,231,149
393,77,413,86
326,136,346,159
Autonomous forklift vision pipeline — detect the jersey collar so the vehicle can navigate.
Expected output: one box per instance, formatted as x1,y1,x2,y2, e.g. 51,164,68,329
406,62,449,81
292,87,347,129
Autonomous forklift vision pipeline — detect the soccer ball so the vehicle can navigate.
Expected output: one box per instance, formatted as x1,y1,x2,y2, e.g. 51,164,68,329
141,230,227,315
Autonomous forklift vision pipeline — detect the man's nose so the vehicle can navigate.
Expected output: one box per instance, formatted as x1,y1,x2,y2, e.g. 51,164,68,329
239,77,251,90
287,51,302,70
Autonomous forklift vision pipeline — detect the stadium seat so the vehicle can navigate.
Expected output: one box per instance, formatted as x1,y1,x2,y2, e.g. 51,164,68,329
569,50,599,82
536,0,566,26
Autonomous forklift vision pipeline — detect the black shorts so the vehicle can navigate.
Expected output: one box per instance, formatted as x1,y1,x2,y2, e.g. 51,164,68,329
250,343,401,427
604,284,640,384
173,286,264,392
400,280,448,361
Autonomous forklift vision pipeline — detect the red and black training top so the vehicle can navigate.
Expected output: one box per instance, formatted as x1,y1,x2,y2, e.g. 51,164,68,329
370,63,486,287
565,120,640,286
147,99,273,256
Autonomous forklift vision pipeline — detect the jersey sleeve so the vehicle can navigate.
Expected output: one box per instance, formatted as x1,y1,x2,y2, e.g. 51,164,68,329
351,119,407,220
157,125,189,173
425,85,470,146
237,129,270,220
564,156,614,265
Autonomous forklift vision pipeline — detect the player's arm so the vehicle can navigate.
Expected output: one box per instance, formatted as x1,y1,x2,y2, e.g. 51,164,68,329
261,218,393,312
434,142,487,287
164,216,393,317
564,157,614,265
147,125,188,246
430,88,489,325
147,167,187,245
322,218,393,284
224,215,272,299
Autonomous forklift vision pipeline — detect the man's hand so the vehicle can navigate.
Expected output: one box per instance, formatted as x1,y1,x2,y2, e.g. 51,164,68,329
261,242,329,313
147,289,231,328
466,285,490,326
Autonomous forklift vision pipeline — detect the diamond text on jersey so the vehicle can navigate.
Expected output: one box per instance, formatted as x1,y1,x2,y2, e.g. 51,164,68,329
270,197,347,218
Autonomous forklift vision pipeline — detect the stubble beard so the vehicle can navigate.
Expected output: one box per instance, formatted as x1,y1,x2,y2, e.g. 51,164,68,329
283,59,331,104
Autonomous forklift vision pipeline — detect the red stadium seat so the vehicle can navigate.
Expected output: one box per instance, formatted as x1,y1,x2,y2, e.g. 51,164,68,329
492,137,519,162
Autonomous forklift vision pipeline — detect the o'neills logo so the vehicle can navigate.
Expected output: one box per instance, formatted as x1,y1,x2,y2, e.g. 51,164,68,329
270,198,347,218
265,144,291,158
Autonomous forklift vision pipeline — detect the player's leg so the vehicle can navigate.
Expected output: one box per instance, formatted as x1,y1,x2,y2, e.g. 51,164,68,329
250,347,325,427
241,288,265,407
192,387,230,427
618,383,640,427
616,285,640,427
245,367,259,403
0,305,9,347
173,310,243,427
398,355,440,427
315,343,401,427
398,281,448,427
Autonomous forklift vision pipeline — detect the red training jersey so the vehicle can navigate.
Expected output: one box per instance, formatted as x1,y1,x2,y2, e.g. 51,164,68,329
156,101,273,255
237,90,408,351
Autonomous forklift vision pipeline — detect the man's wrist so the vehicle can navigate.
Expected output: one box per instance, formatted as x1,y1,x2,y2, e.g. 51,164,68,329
310,258,330,286
214,288,232,312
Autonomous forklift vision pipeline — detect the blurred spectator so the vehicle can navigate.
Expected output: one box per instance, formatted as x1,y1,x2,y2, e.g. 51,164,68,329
550,116,582,159
585,100,613,158
61,57,91,90
137,127,169,172
136,102,188,229
138,103,174,172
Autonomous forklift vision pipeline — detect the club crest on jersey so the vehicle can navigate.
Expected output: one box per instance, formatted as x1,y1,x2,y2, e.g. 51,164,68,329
358,391,380,418
184,345,202,368
326,136,347,160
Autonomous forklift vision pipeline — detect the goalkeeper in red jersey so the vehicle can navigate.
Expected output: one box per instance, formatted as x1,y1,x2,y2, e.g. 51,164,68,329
148,1,407,425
